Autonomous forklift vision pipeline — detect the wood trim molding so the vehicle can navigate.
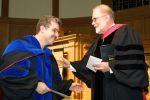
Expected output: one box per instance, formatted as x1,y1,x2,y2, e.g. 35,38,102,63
62,17,91,26
9,18,38,25
52,0,59,17
2,0,9,18
115,5,150,22
101,0,112,7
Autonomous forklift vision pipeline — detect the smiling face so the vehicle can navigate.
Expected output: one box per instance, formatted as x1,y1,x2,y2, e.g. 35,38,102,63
43,21,60,45
35,16,62,48
92,8,108,34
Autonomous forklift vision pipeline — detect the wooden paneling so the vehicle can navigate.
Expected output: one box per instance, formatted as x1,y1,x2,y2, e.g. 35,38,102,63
115,6,150,21
0,18,9,54
62,17,95,36
101,0,112,7
52,0,59,17
9,18,37,41
1,0,9,17
0,18,38,53
144,18,150,43
132,19,145,40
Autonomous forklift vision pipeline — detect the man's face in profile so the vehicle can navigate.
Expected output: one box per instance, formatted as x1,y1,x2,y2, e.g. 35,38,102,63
43,22,60,45
92,8,107,34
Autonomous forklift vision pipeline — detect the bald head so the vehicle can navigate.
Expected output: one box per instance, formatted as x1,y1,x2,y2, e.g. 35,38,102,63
93,4,114,19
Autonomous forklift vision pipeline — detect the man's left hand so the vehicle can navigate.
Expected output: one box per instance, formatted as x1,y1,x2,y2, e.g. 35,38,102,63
93,62,110,72
69,83,83,93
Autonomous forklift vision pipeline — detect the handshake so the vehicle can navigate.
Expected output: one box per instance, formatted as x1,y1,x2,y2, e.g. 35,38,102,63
36,55,83,99
36,82,83,95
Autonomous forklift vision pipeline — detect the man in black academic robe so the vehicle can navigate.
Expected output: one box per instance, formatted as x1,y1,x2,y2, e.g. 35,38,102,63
71,24,149,100
61,4,149,100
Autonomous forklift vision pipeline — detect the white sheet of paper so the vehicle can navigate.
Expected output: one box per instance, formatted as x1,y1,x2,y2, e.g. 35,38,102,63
86,55,102,72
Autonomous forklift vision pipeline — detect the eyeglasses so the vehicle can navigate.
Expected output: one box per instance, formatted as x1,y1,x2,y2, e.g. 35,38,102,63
52,28,60,34
92,15,106,22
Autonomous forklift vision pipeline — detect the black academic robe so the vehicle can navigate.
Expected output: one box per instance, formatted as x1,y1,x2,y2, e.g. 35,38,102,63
0,36,73,100
71,25,149,100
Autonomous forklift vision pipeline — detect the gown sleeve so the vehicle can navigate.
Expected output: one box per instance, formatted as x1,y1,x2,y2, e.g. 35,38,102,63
70,39,99,88
50,55,73,99
0,54,40,98
109,25,149,88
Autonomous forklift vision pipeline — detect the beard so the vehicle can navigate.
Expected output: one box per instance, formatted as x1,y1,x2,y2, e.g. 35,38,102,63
95,27,103,34
95,22,108,34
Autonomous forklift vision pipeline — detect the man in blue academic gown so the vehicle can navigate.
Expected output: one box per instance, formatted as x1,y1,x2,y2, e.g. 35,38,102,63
0,16,82,100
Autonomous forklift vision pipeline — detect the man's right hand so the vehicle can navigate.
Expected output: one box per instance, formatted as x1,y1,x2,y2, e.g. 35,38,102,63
58,57,70,68
36,82,50,94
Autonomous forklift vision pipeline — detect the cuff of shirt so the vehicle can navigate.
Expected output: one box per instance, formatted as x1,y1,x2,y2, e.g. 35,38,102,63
109,68,113,73
70,65,76,72
70,65,112,73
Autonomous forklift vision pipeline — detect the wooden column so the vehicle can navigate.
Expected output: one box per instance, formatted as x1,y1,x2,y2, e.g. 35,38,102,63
52,0,59,17
1,0,9,18
101,0,112,7
0,0,10,53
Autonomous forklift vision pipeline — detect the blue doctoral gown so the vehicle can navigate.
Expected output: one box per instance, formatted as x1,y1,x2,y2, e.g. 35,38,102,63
0,36,73,100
